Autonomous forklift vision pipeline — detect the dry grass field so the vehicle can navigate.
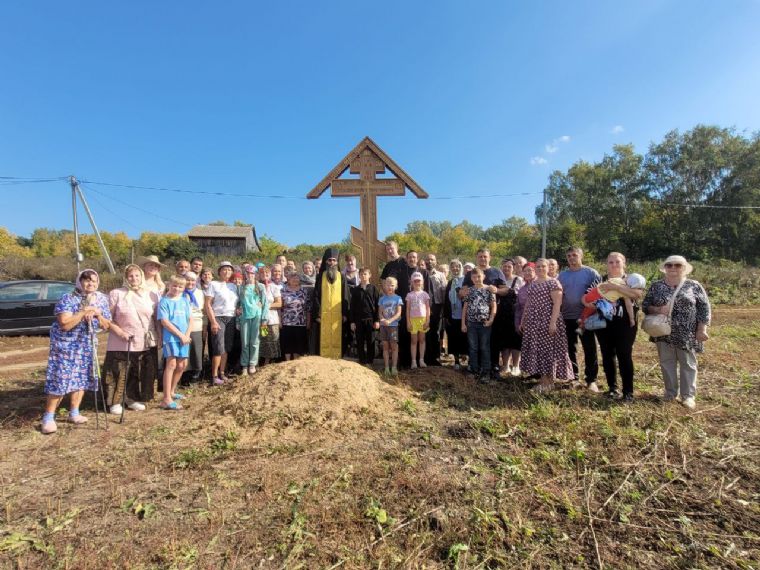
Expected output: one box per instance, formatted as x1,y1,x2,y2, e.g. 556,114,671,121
0,307,759,569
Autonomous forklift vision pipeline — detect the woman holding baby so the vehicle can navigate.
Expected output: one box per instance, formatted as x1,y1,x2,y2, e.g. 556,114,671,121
592,252,646,403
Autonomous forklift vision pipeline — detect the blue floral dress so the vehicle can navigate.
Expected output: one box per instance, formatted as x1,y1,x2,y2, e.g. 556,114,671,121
45,292,111,396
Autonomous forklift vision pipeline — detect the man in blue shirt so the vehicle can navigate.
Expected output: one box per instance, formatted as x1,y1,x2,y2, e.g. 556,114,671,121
558,246,601,392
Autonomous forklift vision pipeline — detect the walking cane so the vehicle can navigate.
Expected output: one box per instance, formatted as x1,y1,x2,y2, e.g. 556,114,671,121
120,336,133,424
89,319,109,431
83,292,109,431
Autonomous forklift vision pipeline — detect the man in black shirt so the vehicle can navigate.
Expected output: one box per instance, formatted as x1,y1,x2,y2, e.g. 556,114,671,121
381,243,430,368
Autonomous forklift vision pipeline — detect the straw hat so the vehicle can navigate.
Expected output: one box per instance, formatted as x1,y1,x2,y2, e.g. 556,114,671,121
660,255,694,275
136,254,166,268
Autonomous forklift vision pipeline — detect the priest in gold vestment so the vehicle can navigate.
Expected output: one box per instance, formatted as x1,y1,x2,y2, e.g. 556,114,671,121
311,248,350,358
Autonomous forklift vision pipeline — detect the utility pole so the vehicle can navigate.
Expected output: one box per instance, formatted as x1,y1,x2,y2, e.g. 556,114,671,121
541,187,547,258
69,176,116,274
70,176,83,274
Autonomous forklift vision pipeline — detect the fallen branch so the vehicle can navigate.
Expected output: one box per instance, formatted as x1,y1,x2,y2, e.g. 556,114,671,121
584,468,603,570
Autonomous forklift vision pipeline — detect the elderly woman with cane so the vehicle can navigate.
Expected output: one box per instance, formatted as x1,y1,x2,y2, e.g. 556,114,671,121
103,264,160,416
40,269,111,434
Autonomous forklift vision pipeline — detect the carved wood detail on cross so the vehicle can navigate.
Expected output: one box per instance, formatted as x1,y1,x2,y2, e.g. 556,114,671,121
307,137,428,280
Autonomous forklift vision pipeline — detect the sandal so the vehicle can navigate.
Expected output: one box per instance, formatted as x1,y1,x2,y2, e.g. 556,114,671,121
172,393,186,400
159,401,182,411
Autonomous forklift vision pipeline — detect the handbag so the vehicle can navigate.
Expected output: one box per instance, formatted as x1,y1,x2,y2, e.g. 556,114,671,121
642,280,685,338
584,314,607,331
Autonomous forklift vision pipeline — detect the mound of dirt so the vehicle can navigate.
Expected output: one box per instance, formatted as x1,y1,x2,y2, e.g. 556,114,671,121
216,357,405,439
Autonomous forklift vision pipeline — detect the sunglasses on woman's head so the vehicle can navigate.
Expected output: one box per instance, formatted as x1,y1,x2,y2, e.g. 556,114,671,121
665,263,683,268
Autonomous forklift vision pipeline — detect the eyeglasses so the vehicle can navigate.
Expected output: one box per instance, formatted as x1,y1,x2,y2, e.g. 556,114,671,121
664,263,683,268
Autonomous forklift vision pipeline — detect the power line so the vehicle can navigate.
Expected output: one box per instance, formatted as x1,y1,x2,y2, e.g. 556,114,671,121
0,176,69,186
81,179,305,199
661,203,760,209
1,174,758,207
80,179,543,200
85,190,141,231
80,184,196,228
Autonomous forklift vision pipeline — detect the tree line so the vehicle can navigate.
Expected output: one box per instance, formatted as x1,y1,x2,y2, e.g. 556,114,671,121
1,125,757,266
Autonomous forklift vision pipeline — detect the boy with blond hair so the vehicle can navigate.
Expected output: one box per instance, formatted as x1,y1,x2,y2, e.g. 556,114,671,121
378,276,403,376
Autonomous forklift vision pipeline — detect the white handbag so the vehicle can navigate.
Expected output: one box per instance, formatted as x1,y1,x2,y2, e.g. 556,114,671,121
642,280,685,338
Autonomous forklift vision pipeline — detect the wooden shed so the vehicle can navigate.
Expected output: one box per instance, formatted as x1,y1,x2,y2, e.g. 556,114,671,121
187,225,261,257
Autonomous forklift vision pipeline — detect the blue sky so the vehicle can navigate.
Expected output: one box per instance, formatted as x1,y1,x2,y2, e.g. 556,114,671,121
2,1,759,246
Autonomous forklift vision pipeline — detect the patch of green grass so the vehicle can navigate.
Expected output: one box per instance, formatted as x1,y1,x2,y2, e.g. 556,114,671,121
365,497,395,527
471,416,504,437
400,399,418,416
174,448,210,469
209,429,238,453
173,429,240,469
495,454,525,481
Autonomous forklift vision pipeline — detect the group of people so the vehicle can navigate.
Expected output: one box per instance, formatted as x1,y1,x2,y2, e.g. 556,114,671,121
39,244,712,434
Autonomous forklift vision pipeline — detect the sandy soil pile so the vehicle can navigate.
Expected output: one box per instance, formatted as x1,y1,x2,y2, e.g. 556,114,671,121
218,357,404,439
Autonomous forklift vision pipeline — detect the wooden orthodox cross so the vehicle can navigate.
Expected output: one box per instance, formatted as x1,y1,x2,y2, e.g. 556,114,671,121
307,137,428,278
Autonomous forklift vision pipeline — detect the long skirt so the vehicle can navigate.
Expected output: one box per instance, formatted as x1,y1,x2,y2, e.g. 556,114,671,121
259,324,281,359
281,325,308,355
102,349,157,406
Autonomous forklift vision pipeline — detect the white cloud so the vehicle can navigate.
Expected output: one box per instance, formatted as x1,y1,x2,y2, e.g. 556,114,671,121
545,135,571,153
610,125,624,134
530,156,548,165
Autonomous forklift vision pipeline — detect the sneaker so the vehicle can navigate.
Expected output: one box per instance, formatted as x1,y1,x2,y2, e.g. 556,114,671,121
109,404,123,415
68,414,88,425
682,397,696,410
41,420,57,434
248,366,256,375
663,393,680,402
587,381,600,394
128,402,146,411
240,368,248,377
212,377,225,386
622,393,634,404
606,390,622,400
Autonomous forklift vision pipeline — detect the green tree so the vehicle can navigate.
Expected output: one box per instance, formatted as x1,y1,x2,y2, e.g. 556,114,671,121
438,225,480,259
165,237,200,261
30,228,76,257
258,234,287,261
136,232,183,259
644,125,750,259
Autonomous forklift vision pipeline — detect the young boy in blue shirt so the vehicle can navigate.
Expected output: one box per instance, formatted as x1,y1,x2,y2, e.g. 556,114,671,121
158,275,192,410
378,277,403,376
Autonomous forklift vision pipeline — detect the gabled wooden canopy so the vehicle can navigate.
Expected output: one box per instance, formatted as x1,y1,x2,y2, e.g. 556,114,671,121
307,136,428,199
